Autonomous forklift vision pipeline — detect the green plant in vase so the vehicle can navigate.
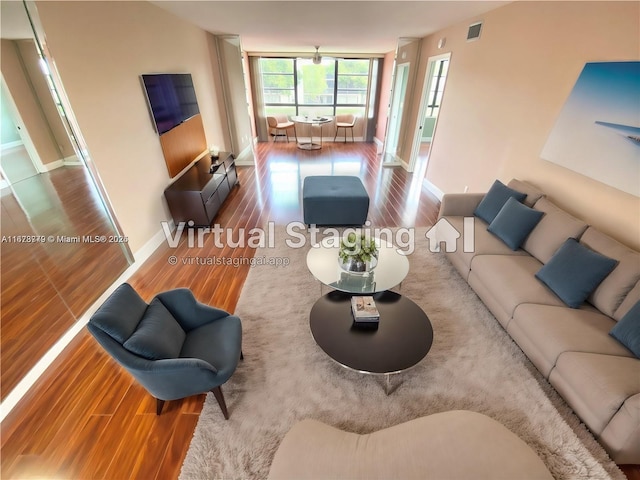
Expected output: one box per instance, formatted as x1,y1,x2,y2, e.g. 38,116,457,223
338,232,378,274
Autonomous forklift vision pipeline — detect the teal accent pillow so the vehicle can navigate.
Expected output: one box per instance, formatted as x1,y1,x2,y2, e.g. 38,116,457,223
610,301,640,358
487,197,544,250
123,298,186,360
474,180,527,224
535,238,618,308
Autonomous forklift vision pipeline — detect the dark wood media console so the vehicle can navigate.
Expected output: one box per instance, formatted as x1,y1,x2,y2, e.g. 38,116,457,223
164,152,238,227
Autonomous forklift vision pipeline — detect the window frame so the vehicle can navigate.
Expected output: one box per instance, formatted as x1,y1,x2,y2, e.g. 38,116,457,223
261,57,370,117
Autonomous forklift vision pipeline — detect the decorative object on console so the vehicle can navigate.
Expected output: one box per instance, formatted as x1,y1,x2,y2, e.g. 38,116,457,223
210,145,220,161
339,232,378,274
541,61,640,197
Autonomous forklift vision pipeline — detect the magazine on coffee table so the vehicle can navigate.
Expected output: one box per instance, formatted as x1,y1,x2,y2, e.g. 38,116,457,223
351,296,380,323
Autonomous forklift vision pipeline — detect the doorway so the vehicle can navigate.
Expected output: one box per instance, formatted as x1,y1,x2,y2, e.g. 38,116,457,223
0,79,41,185
408,53,451,175
382,62,409,164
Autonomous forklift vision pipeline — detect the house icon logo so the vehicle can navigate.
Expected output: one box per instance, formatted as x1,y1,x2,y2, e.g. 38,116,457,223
425,217,475,253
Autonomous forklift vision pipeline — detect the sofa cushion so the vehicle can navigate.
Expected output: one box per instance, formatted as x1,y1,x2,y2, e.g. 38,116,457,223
123,298,186,360
522,198,588,264
487,197,544,250
615,281,640,321
610,301,640,358
535,238,618,308
580,228,640,317
549,352,640,436
89,283,148,343
508,304,635,377
441,216,530,276
507,179,545,207
469,255,565,321
473,180,527,224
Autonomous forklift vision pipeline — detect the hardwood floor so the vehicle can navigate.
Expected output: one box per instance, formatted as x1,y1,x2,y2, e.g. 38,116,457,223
1,166,130,400
1,142,637,479
1,142,440,479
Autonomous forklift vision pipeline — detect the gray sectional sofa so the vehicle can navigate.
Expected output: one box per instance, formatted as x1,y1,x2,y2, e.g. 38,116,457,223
437,179,640,464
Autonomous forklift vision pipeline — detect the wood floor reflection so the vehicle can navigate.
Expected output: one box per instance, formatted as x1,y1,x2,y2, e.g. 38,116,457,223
2,142,438,479
1,165,130,400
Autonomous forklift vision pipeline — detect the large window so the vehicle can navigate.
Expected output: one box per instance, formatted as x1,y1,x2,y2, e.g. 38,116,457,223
261,57,370,118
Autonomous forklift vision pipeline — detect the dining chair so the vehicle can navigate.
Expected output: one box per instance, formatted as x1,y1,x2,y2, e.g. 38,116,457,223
267,115,297,142
334,114,357,142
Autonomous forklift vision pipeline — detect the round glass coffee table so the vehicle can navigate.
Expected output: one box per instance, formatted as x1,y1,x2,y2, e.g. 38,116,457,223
306,237,410,294
310,290,433,394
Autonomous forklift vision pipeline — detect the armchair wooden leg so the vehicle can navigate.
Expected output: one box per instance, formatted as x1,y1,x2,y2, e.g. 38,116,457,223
212,386,229,420
156,398,165,416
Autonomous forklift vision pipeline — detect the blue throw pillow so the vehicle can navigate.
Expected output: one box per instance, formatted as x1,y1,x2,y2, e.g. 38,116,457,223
535,238,618,308
123,298,186,360
610,302,640,358
474,180,527,224
487,197,544,250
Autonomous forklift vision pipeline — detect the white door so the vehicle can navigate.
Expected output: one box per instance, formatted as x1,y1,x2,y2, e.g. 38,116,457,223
407,53,451,173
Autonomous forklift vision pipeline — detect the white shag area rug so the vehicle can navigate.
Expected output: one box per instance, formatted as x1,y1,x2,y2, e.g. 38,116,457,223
180,228,623,480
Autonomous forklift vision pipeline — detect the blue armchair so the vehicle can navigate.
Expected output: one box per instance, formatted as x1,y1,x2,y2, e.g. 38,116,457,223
87,283,242,418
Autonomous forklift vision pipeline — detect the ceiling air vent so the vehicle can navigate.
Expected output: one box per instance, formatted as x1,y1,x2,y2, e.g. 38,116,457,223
467,21,483,42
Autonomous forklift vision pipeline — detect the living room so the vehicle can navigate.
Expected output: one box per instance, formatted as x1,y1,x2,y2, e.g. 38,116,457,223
1,1,639,479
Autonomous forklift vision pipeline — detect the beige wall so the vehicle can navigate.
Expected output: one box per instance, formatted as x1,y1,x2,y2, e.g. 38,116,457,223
414,1,640,249
375,50,395,142
36,1,227,253
1,39,61,166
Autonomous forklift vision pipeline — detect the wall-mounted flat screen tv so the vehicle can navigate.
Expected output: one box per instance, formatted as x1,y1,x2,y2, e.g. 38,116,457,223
141,73,200,135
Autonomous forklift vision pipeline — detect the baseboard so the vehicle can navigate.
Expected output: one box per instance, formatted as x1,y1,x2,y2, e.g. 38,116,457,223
1,140,23,150
41,159,64,172
63,155,83,166
424,179,444,200
381,151,403,167
234,145,255,166
0,220,174,422
373,137,384,153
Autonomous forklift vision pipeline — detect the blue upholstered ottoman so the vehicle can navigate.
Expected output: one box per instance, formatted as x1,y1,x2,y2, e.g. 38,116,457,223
303,176,369,226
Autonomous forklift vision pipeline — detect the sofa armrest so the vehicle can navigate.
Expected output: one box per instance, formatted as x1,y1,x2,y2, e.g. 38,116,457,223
438,193,485,218
599,392,640,464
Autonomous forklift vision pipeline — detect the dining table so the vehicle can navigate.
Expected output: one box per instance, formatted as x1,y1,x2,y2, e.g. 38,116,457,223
292,116,333,150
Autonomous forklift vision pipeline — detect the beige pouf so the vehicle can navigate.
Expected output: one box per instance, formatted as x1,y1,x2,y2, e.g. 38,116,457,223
267,410,554,480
